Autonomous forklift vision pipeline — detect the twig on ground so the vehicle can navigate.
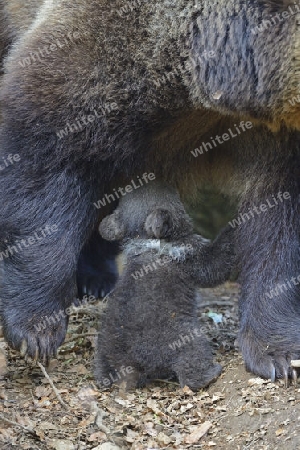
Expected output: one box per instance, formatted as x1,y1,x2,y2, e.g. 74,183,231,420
37,362,69,410
0,413,39,438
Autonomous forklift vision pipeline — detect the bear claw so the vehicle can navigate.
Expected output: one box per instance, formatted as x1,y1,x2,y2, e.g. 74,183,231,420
292,369,298,385
239,331,300,386
3,310,68,364
20,339,28,357
270,365,276,383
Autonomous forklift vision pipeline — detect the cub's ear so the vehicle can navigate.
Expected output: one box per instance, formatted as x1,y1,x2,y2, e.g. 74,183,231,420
144,208,173,239
99,211,125,241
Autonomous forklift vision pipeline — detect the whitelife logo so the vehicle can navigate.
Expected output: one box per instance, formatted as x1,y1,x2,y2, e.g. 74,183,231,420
93,173,156,209
191,121,253,157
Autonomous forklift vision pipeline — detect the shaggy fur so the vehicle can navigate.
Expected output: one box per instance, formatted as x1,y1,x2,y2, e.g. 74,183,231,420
0,0,300,380
96,182,234,390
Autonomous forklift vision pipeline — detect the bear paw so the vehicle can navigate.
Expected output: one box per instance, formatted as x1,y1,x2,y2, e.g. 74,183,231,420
144,209,174,239
2,309,68,364
77,262,117,299
177,362,222,391
238,330,299,386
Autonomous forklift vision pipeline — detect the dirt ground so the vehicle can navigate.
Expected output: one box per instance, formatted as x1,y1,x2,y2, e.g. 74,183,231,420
0,282,300,450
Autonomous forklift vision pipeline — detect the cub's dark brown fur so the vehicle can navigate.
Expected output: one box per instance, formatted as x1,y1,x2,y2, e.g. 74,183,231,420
96,182,234,390
1,0,300,381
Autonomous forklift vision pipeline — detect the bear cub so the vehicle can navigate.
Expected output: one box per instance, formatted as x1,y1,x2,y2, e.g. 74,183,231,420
95,181,234,390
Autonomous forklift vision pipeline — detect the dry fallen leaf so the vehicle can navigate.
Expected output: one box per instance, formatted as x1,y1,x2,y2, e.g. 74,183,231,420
143,422,157,437
185,421,212,444
77,387,99,401
182,385,194,396
157,431,172,445
69,364,89,374
146,399,164,416
78,414,95,428
91,443,122,450
34,386,53,398
114,397,133,408
37,421,58,431
14,413,36,429
248,378,268,386
0,390,7,401
88,431,107,442
0,347,7,376
0,428,15,439
125,429,139,443
47,439,75,450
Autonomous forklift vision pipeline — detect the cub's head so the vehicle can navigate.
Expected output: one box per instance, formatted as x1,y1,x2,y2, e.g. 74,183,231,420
99,181,193,242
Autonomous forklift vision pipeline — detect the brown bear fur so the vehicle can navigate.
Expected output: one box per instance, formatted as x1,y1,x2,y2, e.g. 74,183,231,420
0,0,300,381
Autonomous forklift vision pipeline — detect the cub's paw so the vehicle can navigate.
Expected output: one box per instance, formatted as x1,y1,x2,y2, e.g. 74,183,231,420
177,362,222,391
238,329,300,386
2,309,68,364
99,212,125,242
145,209,173,239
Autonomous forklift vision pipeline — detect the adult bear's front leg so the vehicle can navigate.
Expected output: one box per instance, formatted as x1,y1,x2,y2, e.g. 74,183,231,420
236,150,300,383
0,159,100,362
0,13,121,360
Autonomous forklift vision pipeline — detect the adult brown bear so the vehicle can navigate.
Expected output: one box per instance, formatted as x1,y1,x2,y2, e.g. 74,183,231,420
0,0,300,382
